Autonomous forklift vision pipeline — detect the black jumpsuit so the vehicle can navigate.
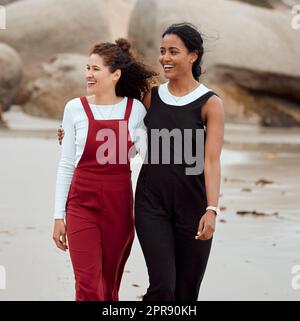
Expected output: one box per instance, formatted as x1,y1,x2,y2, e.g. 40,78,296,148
135,86,217,301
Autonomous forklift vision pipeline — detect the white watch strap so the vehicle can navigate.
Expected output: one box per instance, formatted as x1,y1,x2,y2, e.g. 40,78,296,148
206,206,220,215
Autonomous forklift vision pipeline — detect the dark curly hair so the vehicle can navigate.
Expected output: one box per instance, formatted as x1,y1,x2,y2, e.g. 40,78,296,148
90,38,158,100
162,23,204,81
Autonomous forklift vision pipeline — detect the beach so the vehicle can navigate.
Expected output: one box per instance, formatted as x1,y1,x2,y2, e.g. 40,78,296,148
0,106,299,300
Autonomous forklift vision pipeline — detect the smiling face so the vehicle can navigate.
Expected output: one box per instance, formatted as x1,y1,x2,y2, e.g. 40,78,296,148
159,34,198,80
86,53,120,95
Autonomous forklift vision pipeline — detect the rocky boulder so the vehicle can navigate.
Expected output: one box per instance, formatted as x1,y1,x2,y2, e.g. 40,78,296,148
0,42,23,112
0,0,19,5
129,0,300,126
0,0,111,73
23,53,87,119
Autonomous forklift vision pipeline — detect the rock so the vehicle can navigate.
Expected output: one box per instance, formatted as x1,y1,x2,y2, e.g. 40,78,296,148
272,0,300,12
129,0,300,126
236,210,279,217
0,42,23,112
0,0,19,5
0,0,111,73
233,0,273,9
255,178,274,186
23,53,87,119
0,108,4,127
208,81,300,127
106,0,138,39
14,81,30,106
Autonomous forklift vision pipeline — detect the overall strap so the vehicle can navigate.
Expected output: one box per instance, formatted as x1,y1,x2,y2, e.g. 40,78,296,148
80,96,94,120
124,97,133,121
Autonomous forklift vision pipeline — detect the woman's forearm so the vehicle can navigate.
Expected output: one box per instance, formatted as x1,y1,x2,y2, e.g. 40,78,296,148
53,102,76,219
204,160,221,207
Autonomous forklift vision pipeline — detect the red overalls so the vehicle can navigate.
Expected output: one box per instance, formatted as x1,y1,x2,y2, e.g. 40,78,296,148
66,96,135,301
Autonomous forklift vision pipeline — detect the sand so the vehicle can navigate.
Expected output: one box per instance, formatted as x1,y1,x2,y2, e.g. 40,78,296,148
0,106,299,301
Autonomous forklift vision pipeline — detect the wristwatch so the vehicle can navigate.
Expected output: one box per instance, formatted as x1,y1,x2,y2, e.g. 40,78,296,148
206,206,220,216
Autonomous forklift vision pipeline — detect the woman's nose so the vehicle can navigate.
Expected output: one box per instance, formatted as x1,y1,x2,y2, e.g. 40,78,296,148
162,53,171,62
86,70,93,78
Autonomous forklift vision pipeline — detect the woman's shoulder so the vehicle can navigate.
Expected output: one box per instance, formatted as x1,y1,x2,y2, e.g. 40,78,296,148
200,84,222,103
64,97,84,111
131,97,148,113
202,92,224,117
62,97,86,122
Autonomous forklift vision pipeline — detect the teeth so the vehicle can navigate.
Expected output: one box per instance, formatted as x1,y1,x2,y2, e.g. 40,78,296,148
164,64,174,70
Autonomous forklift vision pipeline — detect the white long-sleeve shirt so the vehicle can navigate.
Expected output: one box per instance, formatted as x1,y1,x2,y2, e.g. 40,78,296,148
53,97,147,219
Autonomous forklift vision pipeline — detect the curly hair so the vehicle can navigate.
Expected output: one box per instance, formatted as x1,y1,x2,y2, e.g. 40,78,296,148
90,38,158,100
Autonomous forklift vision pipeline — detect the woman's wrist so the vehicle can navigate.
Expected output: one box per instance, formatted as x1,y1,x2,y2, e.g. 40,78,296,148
206,205,220,216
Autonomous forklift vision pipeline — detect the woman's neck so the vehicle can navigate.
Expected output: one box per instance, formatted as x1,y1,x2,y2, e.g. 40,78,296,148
90,92,123,105
167,77,200,97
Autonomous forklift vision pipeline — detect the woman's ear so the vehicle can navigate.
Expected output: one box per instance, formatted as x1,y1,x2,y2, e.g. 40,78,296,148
190,50,199,64
113,69,121,82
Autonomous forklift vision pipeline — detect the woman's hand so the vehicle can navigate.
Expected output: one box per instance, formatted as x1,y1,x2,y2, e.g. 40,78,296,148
57,125,65,145
53,219,68,251
195,210,216,241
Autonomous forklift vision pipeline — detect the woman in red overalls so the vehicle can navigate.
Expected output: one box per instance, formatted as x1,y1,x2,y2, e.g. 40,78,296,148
52,39,156,301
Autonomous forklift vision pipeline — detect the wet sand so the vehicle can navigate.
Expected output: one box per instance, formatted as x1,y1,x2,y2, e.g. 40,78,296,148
0,107,299,300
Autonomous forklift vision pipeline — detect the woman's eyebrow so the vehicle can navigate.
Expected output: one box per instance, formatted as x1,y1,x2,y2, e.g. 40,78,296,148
160,46,180,50
87,64,101,68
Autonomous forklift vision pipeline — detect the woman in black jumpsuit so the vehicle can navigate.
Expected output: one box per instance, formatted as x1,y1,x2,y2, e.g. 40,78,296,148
135,23,224,301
